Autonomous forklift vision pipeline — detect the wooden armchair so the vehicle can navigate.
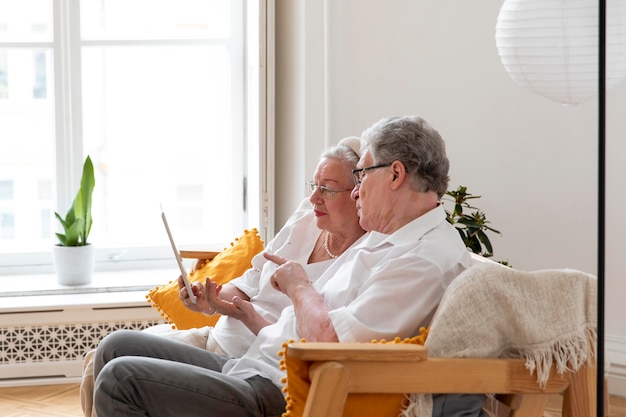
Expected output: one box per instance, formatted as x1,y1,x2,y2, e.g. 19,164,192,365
283,261,598,417
286,342,595,417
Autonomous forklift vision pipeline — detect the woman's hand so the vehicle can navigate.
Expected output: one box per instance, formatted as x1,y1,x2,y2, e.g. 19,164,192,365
204,278,272,334
179,272,256,318
178,276,217,316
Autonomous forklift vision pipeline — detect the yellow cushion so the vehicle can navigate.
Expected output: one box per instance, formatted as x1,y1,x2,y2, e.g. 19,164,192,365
279,328,429,417
146,228,264,330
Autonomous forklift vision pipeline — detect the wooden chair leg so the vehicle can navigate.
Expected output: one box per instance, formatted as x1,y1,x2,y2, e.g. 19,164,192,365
303,361,350,417
483,395,512,417
605,376,610,417
562,363,596,417
507,394,549,417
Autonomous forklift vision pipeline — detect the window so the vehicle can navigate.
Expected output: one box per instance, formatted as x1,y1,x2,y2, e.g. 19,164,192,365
0,0,269,276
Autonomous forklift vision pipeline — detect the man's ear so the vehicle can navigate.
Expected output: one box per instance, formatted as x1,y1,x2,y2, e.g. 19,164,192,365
390,160,407,190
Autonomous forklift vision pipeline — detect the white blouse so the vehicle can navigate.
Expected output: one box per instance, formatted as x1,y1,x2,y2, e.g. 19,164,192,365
212,199,333,358
224,204,472,388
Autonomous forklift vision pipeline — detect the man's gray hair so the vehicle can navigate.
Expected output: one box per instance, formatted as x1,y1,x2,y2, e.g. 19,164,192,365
361,115,450,198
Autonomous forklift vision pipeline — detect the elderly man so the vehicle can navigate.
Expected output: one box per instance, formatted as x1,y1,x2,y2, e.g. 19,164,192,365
93,115,471,417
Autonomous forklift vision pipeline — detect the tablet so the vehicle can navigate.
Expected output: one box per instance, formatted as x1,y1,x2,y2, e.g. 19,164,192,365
160,207,196,304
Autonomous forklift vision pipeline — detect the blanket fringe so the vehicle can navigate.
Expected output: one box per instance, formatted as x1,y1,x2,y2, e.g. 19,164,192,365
524,327,597,388
400,393,430,417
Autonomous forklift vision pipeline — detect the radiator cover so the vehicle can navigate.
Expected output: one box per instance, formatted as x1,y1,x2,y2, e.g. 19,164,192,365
1,320,160,367
0,291,164,385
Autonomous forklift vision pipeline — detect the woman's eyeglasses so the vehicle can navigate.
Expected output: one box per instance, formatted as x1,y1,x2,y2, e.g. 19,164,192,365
306,181,353,199
351,163,392,186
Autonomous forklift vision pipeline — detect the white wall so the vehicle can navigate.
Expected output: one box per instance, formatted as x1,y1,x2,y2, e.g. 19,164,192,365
274,0,626,393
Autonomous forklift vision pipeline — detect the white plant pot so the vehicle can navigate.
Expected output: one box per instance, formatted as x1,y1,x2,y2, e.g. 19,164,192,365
53,243,95,286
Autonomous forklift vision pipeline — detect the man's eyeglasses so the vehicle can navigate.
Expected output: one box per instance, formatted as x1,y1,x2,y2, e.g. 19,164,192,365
306,181,353,199
351,163,392,186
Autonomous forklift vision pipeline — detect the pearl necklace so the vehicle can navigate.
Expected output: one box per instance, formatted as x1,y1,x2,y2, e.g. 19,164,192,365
323,231,338,259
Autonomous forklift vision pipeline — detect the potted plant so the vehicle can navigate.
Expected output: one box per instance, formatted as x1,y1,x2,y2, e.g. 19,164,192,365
52,155,96,285
443,185,510,266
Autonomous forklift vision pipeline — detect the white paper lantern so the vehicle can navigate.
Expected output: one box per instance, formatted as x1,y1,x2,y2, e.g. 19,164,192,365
496,0,626,105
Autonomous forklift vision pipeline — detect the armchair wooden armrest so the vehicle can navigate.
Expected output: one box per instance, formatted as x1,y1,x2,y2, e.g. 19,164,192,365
287,342,596,417
179,249,220,260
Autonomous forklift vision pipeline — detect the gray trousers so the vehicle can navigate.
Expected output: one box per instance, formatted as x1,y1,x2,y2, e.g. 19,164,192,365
93,330,286,417
433,394,488,417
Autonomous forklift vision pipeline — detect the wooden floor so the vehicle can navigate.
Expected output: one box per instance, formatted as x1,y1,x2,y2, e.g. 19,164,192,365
543,394,626,417
0,383,625,416
0,384,83,417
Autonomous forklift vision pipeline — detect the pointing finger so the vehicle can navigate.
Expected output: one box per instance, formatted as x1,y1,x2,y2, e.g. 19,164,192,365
263,252,287,265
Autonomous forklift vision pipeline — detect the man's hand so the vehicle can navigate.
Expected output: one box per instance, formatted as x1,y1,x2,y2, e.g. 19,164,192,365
264,252,312,297
264,252,337,342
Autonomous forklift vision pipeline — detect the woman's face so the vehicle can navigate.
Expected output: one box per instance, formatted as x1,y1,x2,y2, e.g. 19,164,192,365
309,158,361,237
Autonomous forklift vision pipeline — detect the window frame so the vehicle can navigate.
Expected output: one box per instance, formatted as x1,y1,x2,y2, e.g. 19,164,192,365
0,0,274,277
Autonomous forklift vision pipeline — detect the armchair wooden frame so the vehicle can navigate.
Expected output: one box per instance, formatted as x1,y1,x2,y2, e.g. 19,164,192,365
287,342,596,417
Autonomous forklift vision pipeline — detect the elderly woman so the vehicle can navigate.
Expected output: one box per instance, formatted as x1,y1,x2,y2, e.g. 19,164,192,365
93,115,471,417
176,136,367,346
81,137,365,417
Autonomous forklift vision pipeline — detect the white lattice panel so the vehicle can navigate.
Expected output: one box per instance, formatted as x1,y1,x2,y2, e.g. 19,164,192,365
0,320,161,365
0,290,164,385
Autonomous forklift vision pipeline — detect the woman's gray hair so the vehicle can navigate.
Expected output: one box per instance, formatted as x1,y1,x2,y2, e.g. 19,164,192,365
319,137,362,183
361,115,450,198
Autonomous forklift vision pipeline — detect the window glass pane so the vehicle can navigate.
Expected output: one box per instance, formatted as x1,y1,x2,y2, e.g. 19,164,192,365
178,207,203,230
0,180,13,199
32,50,48,99
0,0,53,42
38,179,52,199
0,48,53,102
38,181,52,239
177,185,203,201
0,0,253,275
0,46,54,253
80,0,231,40
82,44,240,248
0,50,7,98
40,208,51,239
0,210,15,239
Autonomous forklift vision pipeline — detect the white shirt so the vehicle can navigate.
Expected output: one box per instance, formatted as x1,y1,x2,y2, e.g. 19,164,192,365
212,199,336,358
223,204,472,387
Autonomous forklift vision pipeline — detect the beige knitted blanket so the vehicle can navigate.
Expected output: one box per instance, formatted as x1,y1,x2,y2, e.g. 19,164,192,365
402,262,597,417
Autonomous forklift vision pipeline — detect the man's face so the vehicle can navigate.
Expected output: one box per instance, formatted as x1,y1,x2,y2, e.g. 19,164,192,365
351,149,391,232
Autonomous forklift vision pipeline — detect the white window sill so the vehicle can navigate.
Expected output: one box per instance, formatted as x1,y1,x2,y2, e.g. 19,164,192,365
0,268,180,311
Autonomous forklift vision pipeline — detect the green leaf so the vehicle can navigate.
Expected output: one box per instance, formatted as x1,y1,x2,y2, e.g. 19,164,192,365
54,156,95,246
458,216,481,228
467,235,481,254
455,228,467,244
63,218,84,246
78,156,95,244
55,232,68,246
54,212,69,231
484,225,502,235
477,229,493,256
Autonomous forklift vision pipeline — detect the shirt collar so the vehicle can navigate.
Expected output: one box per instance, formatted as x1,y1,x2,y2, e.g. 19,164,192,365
365,204,447,248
